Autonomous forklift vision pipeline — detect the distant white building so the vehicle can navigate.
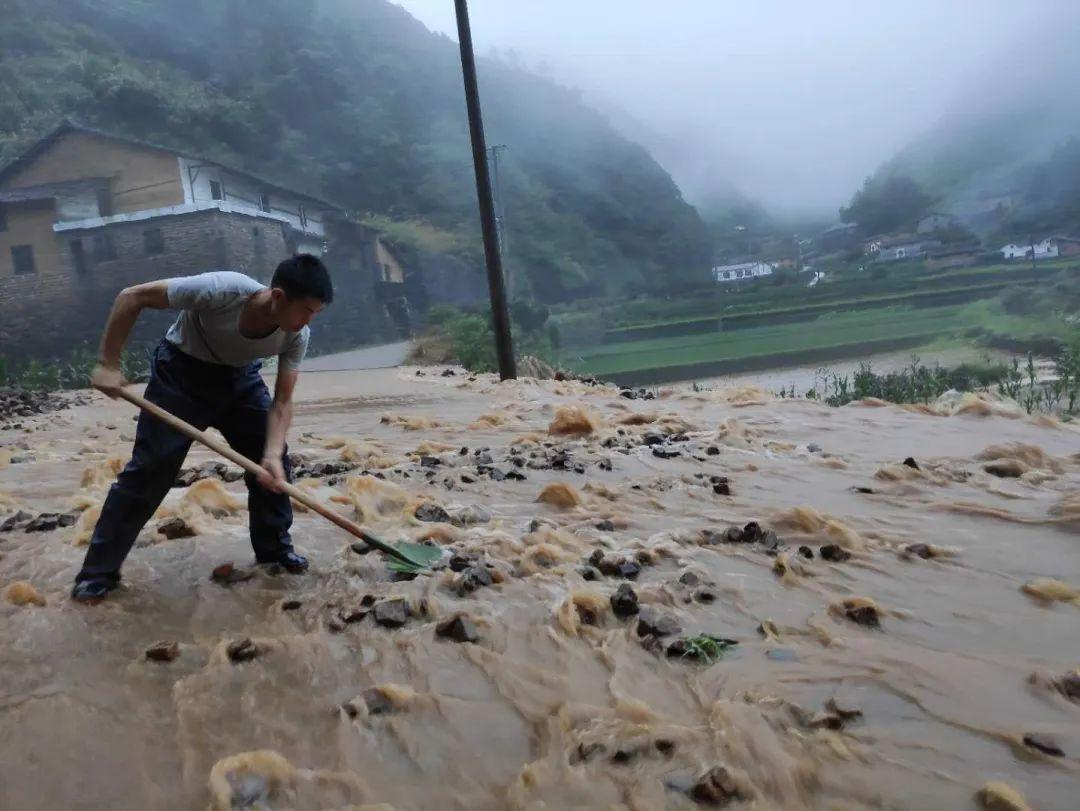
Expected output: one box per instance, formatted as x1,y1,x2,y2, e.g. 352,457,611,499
712,261,773,284
807,271,826,287
1000,239,1058,260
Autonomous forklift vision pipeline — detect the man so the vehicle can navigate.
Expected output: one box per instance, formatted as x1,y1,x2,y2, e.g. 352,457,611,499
72,254,333,603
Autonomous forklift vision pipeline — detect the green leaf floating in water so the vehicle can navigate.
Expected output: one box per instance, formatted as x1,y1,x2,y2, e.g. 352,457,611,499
386,541,443,574
674,634,739,665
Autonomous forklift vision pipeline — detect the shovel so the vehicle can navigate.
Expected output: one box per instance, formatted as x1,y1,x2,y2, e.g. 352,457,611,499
115,388,438,571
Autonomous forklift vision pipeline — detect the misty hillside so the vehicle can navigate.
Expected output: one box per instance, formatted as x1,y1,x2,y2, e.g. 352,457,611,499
869,46,1080,239
0,0,712,301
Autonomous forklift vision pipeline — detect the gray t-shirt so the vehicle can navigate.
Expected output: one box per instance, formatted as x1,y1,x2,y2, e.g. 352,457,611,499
163,271,309,370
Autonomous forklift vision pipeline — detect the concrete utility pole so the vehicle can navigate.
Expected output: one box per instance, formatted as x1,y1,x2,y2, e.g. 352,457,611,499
454,0,516,380
488,143,509,294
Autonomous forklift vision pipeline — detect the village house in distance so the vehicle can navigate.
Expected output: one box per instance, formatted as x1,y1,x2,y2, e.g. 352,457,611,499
0,121,415,360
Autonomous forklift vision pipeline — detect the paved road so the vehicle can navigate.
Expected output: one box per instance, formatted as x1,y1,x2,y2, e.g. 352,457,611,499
300,340,412,372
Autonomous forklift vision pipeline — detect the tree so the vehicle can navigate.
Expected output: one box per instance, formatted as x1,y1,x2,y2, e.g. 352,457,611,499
840,175,932,236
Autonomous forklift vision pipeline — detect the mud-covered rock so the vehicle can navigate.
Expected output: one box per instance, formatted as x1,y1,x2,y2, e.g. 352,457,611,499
0,510,33,532
24,513,61,533
373,597,412,628
594,519,615,532
145,640,180,662
610,583,639,617
226,638,260,663
797,545,814,559
452,505,491,527
905,543,933,559
436,614,480,643
157,517,197,540
637,608,681,639
456,565,493,596
690,766,748,806
415,502,451,523
819,544,851,563
1022,732,1064,757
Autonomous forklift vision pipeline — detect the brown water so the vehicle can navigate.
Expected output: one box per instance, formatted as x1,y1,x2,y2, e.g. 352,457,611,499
1,368,1078,810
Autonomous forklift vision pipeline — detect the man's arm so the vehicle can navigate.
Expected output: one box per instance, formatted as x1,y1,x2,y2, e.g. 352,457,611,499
91,281,170,397
257,367,299,493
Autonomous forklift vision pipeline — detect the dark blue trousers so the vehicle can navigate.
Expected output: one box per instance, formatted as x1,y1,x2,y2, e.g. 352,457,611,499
76,340,295,585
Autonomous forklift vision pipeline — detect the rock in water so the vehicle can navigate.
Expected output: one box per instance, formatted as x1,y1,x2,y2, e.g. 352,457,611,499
610,583,639,617
691,766,747,805
456,565,494,596
637,608,681,638
819,544,851,563
1022,732,1064,757
145,641,180,662
157,517,196,540
226,638,260,663
373,597,411,628
415,502,451,523
24,513,61,533
0,510,33,532
436,614,480,643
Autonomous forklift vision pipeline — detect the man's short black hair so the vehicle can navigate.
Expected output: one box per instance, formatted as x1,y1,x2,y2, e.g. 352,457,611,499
271,253,333,303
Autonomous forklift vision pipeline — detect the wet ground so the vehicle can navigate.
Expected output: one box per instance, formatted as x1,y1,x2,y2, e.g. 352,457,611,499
1,366,1077,810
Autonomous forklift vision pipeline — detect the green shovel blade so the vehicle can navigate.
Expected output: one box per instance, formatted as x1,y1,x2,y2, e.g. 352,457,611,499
386,541,443,574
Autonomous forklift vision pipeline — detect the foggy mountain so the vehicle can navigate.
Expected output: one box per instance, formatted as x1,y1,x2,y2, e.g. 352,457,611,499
0,0,712,302
863,37,1080,238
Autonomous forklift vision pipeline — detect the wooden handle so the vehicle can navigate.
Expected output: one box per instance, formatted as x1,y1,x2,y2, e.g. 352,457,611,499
116,388,414,565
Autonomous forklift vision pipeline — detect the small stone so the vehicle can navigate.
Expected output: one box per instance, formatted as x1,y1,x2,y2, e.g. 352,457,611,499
212,562,236,581
1059,671,1080,700
57,511,80,528
145,640,180,662
760,530,781,551
655,739,676,756
579,566,601,582
854,486,876,494
678,570,701,586
448,553,474,572
373,598,412,628
456,565,493,596
420,455,440,468
452,505,491,527
157,517,196,540
597,458,613,472
350,541,372,555
436,614,480,643
610,583,639,617
902,456,920,470
281,600,302,611
595,519,615,532
0,510,32,532
797,545,814,559
362,686,395,715
807,443,822,453
819,544,851,562
691,766,746,806
846,605,880,627
643,433,664,446
637,608,681,639
722,526,745,543
339,606,368,624
327,617,347,633
705,446,720,456
742,521,764,543
617,559,641,579
226,638,259,663
693,588,717,604
415,503,451,523
712,480,730,495
1022,732,1064,757
905,543,933,559
211,562,254,585
24,513,61,533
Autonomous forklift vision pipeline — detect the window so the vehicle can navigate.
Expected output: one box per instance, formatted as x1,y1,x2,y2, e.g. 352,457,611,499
11,244,35,275
92,232,116,262
70,240,87,275
209,180,223,201
0,203,6,232
143,228,165,255
260,192,271,213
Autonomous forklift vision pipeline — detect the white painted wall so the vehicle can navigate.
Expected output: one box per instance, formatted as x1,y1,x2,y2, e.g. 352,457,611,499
178,157,326,237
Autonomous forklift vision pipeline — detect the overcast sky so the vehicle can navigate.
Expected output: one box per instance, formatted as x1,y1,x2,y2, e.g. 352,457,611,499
394,1,1076,220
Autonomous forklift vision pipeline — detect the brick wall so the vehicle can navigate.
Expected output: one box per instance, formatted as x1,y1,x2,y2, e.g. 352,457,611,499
0,209,291,363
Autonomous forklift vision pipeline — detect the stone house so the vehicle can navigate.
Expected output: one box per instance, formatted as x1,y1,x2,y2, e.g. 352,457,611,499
0,121,345,359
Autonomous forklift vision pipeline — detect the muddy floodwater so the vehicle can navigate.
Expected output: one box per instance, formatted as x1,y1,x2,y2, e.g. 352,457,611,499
1,367,1078,810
